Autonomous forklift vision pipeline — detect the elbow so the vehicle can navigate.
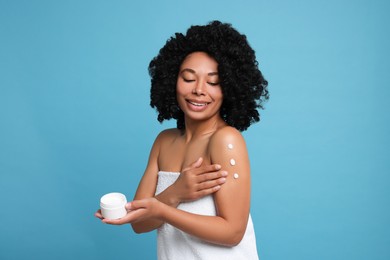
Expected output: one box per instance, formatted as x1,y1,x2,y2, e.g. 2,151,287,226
223,229,245,247
131,223,149,234
131,222,162,234
226,236,244,247
131,224,143,234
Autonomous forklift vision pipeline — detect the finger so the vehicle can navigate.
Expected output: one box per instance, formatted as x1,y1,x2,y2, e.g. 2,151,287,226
194,164,222,175
127,200,145,210
127,199,153,211
102,208,147,225
197,170,228,182
182,157,203,172
124,208,149,223
125,202,132,210
196,177,227,191
195,185,222,197
95,210,104,219
102,214,132,225
188,165,222,178
193,157,203,168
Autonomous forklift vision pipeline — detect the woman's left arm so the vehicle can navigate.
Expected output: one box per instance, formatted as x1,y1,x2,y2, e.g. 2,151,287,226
208,127,251,244
103,127,251,247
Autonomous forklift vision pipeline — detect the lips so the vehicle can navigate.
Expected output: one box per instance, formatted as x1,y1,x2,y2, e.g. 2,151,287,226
185,99,211,111
187,100,210,107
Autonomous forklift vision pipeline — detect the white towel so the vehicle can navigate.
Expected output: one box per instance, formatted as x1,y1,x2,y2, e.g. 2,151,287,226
155,171,259,260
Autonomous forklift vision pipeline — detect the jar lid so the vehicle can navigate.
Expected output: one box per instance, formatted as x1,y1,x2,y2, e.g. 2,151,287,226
100,192,127,209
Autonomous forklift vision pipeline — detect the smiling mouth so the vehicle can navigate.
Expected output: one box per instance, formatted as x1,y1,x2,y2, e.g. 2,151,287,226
187,100,210,107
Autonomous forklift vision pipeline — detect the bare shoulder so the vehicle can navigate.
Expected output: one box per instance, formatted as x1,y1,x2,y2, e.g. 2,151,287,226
209,126,246,150
155,128,181,144
208,126,249,168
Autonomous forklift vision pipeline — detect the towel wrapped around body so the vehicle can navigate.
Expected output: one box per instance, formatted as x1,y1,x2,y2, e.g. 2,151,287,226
155,171,259,260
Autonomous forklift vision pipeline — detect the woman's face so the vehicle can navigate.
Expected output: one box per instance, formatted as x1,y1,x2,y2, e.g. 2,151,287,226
176,52,223,124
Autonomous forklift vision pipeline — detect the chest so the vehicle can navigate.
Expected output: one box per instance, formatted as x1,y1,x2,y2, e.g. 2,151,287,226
158,136,212,172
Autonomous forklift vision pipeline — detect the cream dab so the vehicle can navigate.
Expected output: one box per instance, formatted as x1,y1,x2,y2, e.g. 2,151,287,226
227,144,238,179
230,159,236,166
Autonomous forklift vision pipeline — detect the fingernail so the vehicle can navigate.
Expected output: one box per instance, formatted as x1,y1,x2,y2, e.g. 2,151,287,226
221,171,228,176
215,164,221,170
220,178,226,183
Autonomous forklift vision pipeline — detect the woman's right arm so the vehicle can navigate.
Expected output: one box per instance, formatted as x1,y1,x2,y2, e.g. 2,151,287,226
129,132,160,233
130,131,227,233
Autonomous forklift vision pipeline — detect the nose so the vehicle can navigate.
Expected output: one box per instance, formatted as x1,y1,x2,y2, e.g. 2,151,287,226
192,80,206,95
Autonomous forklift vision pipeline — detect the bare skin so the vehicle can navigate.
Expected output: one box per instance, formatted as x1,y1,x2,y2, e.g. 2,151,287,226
95,52,252,246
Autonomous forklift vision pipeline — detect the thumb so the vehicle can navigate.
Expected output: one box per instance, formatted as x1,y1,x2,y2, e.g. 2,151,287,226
127,200,145,210
125,202,132,210
193,157,203,168
182,157,203,171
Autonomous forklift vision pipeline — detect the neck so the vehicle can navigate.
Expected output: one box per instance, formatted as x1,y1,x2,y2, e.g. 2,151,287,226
182,116,226,143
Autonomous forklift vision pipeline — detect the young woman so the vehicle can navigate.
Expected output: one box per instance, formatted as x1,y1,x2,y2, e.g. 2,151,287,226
96,21,268,259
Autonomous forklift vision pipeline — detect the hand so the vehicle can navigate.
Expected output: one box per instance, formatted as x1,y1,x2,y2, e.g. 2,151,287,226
95,198,161,225
171,157,228,203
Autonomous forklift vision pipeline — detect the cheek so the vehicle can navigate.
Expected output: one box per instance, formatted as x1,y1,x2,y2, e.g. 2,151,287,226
210,87,223,102
176,80,188,96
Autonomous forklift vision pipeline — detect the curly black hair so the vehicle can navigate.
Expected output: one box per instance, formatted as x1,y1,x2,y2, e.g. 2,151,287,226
149,20,268,131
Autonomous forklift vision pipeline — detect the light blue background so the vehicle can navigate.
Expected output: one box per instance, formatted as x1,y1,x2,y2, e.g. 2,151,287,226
1,0,389,259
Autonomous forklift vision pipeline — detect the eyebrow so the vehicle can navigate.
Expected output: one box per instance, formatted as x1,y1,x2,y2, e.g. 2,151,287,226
180,68,219,76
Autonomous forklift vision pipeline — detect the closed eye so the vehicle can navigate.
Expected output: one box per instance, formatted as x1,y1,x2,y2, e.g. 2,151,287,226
208,82,220,86
183,78,195,83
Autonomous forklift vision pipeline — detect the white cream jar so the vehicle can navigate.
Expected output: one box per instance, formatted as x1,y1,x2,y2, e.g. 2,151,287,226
100,192,127,219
